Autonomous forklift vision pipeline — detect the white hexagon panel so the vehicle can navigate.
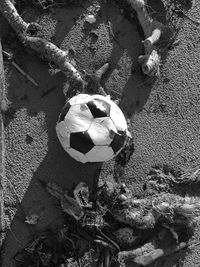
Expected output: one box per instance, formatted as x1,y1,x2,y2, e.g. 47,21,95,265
110,103,127,132
86,145,114,162
67,148,88,163
65,103,93,133
56,121,70,149
88,119,110,146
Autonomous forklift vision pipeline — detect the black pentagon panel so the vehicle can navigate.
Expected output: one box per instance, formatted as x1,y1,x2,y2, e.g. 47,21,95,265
70,131,94,154
110,132,126,154
87,99,110,118
58,102,71,122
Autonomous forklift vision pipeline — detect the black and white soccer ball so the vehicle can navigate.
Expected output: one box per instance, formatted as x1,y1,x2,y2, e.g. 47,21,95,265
56,94,129,163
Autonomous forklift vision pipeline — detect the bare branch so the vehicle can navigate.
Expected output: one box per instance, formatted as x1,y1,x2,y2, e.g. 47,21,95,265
0,0,84,85
118,240,187,266
25,36,83,82
0,0,29,34
127,0,164,76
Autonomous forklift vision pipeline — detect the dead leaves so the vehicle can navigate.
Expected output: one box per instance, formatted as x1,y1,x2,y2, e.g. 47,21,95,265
60,194,84,220
113,193,200,230
73,182,91,208
145,166,200,195
114,227,140,248
46,182,84,220
117,226,188,266
16,177,200,267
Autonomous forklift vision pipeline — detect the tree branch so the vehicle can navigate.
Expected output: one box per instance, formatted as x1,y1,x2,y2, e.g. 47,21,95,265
0,0,29,34
0,0,84,85
127,0,164,76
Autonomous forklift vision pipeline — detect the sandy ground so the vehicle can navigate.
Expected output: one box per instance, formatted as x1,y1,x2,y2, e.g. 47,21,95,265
1,0,200,266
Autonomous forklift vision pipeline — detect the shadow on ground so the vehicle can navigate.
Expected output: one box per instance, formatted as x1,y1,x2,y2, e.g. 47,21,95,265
0,0,175,265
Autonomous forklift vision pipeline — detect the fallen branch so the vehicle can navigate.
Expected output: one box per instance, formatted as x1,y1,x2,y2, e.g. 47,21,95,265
0,0,84,85
127,0,164,76
0,0,29,35
118,241,187,266
24,37,83,83
112,191,200,229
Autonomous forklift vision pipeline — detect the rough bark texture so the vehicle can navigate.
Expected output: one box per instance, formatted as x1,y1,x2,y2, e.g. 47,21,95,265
0,0,29,34
127,0,163,76
0,0,84,85
0,0,163,77
25,37,83,82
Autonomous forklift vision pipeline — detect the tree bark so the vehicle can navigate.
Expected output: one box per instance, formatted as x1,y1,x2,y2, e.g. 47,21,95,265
0,0,84,84
127,0,163,76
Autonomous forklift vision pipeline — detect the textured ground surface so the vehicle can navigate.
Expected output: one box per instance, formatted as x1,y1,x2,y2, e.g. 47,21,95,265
1,0,200,266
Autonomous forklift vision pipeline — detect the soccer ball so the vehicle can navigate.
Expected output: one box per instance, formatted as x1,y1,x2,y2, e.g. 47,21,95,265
56,94,129,163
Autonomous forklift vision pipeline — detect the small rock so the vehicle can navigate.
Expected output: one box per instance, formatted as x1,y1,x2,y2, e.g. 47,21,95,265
85,14,96,24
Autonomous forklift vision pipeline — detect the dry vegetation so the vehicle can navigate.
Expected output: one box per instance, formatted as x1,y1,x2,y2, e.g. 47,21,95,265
13,168,200,266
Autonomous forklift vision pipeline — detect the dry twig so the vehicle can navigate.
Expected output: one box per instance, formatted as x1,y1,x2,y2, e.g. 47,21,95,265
3,50,39,87
127,0,164,76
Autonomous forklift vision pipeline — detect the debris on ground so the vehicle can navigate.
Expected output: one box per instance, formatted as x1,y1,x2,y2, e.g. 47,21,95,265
128,0,164,77
118,239,188,266
25,213,40,225
85,14,96,24
145,165,200,194
0,0,192,94
115,134,135,167
0,0,199,266
73,182,91,208
46,182,84,220
3,50,39,87
114,227,140,248
113,192,200,230
114,135,134,182
14,179,200,266
25,0,85,10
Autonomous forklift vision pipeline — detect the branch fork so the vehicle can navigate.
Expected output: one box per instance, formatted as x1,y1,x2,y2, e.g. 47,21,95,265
0,0,112,95
128,0,164,76
0,0,85,88
1,0,164,81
